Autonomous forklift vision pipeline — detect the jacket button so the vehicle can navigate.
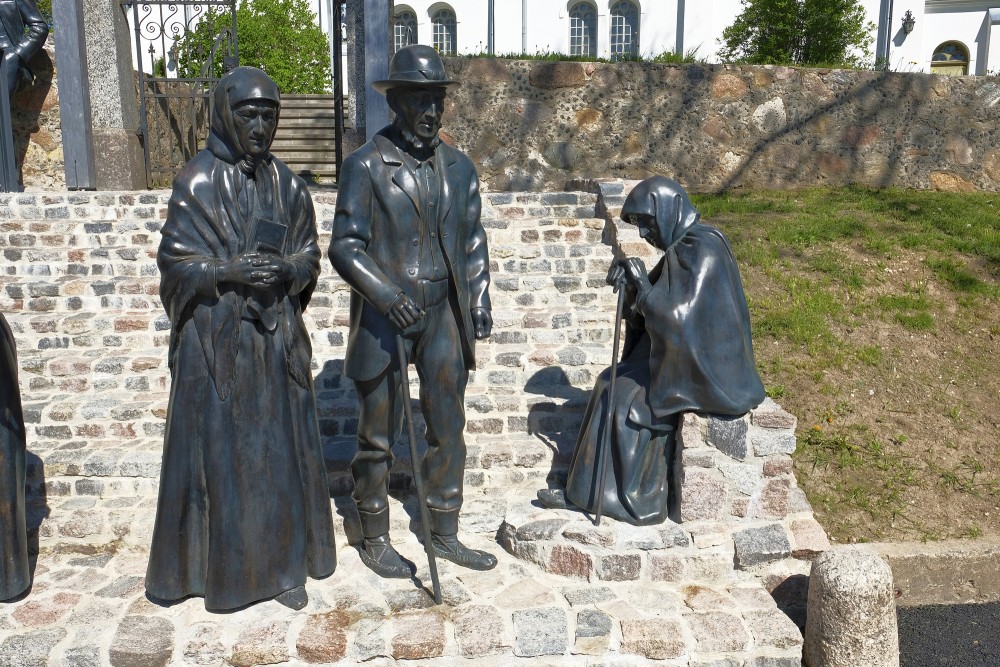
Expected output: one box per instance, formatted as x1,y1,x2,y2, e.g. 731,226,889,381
408,268,416,275
412,240,418,246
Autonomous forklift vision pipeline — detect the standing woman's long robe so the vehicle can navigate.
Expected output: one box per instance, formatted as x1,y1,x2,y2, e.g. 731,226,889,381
146,82,336,609
0,313,29,600
566,177,766,525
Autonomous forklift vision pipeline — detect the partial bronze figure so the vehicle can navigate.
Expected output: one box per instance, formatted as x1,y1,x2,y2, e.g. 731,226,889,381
146,67,336,611
330,44,496,577
542,176,766,525
1,312,29,600
0,0,47,98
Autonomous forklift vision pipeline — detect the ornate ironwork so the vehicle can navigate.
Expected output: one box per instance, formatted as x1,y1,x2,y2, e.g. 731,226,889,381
124,1,238,187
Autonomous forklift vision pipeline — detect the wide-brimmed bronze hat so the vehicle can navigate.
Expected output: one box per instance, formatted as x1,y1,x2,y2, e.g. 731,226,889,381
372,44,460,94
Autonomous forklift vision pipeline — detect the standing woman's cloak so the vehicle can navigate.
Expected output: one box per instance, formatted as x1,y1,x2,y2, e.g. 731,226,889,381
566,177,765,525
0,313,29,600
146,69,336,610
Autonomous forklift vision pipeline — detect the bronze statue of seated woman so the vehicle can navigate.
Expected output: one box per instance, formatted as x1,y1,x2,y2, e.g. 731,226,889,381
540,176,765,526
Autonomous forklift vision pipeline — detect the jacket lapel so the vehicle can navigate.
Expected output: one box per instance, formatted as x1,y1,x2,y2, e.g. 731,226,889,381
374,134,421,217
438,145,459,224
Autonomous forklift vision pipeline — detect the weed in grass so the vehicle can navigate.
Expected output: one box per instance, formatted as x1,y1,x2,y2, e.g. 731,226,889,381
877,289,935,332
855,345,883,366
766,384,786,399
968,526,983,539
809,250,866,290
947,406,962,423
926,256,988,294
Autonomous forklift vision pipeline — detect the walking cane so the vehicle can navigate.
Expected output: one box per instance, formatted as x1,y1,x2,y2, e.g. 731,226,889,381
594,273,627,526
395,334,443,604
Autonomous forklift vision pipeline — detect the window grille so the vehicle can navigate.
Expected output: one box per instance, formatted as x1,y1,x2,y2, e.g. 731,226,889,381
432,8,457,55
394,10,417,51
610,1,639,59
569,2,596,57
930,42,968,76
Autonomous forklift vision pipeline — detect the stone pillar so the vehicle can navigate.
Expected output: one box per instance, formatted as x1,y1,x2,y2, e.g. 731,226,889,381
81,0,145,189
346,0,391,147
804,545,900,667
53,0,97,189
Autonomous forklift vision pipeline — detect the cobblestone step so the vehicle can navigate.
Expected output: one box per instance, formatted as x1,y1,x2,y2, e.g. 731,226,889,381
1,482,803,667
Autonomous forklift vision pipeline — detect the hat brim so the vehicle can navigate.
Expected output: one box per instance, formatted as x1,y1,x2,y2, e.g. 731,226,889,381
372,79,461,95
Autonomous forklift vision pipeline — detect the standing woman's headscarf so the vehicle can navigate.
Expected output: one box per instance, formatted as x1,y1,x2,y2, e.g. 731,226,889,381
211,66,281,176
621,176,700,250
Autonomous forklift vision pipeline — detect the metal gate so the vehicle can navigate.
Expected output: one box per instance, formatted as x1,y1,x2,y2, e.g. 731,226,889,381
126,1,239,187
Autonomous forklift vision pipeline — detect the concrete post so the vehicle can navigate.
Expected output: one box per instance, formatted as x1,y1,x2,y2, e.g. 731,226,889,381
804,545,900,667
81,0,146,190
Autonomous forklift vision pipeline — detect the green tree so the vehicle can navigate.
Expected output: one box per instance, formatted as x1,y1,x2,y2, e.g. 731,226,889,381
719,0,874,67
174,0,331,94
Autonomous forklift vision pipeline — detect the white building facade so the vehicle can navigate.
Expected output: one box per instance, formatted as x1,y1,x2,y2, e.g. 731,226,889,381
391,0,1000,75
126,1,1000,79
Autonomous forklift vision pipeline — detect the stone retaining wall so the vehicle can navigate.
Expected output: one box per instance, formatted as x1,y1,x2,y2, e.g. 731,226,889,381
0,187,625,540
441,57,1000,194
22,49,1000,194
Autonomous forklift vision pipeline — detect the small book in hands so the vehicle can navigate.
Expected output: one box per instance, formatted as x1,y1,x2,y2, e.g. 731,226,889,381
253,217,288,256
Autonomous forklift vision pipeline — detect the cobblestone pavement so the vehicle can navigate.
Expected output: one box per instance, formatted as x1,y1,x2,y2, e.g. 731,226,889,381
0,485,804,666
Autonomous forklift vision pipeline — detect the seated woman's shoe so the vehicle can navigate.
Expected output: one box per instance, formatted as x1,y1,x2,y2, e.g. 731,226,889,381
536,487,569,509
430,533,497,570
359,535,415,578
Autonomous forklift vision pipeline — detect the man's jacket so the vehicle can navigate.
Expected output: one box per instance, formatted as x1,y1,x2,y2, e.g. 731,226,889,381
0,0,48,82
330,128,491,381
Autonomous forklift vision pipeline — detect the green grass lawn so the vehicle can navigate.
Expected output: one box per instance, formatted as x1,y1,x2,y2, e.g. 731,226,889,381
692,186,1000,543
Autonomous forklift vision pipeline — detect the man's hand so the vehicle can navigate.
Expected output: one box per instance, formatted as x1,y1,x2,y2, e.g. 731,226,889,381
387,292,424,330
472,308,493,339
218,252,293,288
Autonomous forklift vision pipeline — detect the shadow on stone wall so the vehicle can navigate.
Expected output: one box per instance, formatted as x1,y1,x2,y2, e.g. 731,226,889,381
524,366,589,487
12,43,60,190
441,58,999,194
20,451,49,600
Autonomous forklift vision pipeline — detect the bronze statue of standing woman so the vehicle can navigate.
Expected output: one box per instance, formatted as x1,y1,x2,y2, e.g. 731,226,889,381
146,67,336,611
1,312,29,601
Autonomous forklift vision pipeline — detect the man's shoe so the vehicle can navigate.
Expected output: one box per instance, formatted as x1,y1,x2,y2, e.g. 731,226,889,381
358,535,415,578
431,533,497,571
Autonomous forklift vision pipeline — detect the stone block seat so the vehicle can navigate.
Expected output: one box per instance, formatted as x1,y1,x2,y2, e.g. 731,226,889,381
0,186,827,665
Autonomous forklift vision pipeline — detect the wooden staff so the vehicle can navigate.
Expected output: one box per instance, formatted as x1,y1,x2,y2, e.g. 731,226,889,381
395,334,442,604
594,277,627,526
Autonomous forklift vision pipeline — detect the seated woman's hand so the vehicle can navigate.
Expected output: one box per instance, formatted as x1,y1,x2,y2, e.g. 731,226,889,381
621,257,651,295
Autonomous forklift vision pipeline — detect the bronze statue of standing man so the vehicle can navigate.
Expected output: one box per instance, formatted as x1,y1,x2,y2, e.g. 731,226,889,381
330,45,496,577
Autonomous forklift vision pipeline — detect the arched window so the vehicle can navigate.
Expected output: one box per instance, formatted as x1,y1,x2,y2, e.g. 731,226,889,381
569,2,597,57
394,8,417,52
931,42,969,76
431,7,457,55
610,1,639,59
